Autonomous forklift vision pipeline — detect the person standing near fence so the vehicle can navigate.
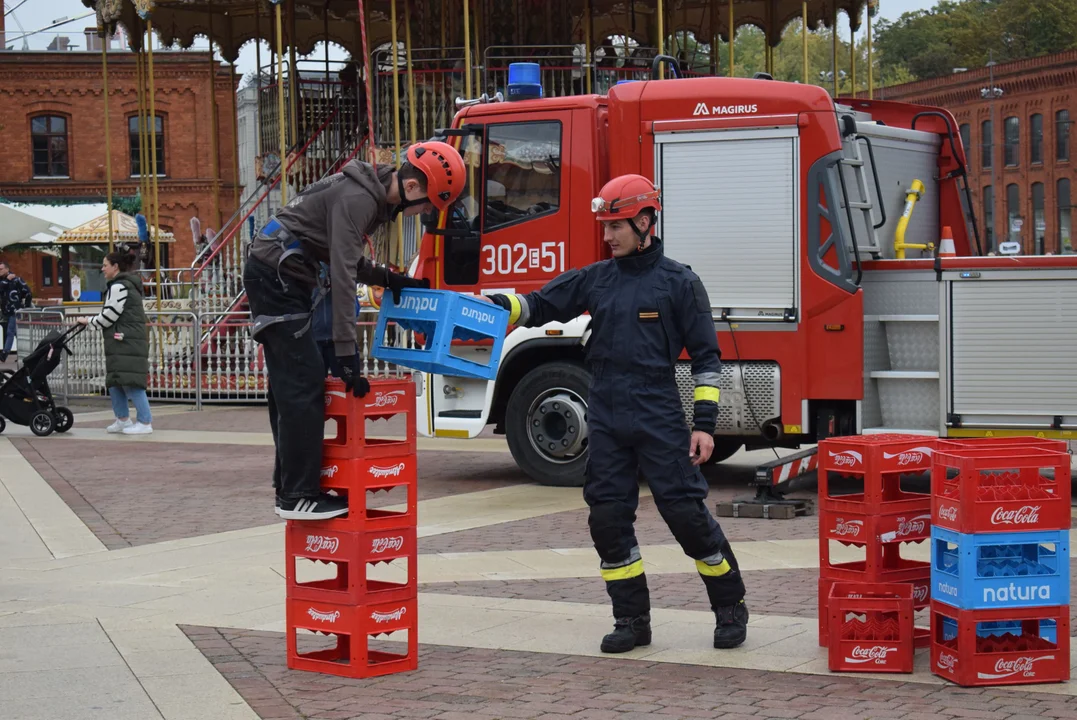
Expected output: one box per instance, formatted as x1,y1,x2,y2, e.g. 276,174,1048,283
0,260,34,363
76,252,153,435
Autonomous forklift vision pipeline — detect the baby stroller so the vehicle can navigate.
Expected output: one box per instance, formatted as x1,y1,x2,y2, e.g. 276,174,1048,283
0,324,84,436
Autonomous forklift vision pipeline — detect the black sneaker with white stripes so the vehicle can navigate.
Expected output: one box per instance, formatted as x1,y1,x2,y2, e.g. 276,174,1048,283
276,493,348,520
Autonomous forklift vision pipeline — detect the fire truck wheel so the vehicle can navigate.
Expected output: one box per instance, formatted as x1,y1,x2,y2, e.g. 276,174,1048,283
702,438,743,465
506,361,591,487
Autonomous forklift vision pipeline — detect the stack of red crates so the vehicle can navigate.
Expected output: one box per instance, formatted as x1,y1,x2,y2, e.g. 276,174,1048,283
285,377,419,679
818,434,936,673
929,436,1072,687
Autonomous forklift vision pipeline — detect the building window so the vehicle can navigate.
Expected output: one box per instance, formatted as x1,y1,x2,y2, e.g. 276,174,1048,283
1004,117,1020,167
1059,178,1072,254
959,123,971,158
1032,182,1045,254
128,115,166,177
31,115,69,177
983,185,994,251
1030,114,1043,165
1057,110,1071,162
41,256,53,287
981,120,993,170
1006,183,1021,245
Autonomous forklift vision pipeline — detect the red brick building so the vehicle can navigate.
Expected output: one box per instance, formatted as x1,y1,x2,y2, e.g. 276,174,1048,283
878,51,1077,255
0,25,239,297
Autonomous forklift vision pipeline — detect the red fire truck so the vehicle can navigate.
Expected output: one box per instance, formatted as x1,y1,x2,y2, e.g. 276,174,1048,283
406,61,1077,487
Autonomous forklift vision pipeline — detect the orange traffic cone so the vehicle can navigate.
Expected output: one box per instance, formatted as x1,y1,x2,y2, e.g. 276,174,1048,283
938,226,957,258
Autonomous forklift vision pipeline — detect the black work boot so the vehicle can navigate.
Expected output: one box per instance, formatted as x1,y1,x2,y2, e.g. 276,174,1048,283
713,600,749,649
600,614,651,653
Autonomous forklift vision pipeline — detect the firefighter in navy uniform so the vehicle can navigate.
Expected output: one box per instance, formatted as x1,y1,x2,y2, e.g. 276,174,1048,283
485,174,749,652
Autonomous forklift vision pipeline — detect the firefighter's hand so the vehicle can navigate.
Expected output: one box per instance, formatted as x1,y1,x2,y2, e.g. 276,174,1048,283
387,272,429,305
690,431,714,466
336,353,370,398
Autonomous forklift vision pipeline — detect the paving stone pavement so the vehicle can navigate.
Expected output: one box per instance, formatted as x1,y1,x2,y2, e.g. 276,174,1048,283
184,626,1077,720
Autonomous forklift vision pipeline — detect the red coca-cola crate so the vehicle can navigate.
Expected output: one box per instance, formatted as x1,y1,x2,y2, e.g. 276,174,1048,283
936,437,1069,453
307,455,418,532
819,526,929,583
324,377,417,459
286,596,417,679
820,505,931,546
827,582,915,673
818,574,929,647
930,601,1070,687
285,522,416,605
819,435,934,516
932,447,1072,534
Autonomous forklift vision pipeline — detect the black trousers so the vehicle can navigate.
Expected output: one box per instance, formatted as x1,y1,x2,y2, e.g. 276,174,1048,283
244,257,325,500
584,369,746,618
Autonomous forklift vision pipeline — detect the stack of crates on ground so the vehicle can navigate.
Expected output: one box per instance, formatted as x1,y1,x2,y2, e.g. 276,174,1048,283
819,434,936,673
285,377,419,678
930,437,1072,687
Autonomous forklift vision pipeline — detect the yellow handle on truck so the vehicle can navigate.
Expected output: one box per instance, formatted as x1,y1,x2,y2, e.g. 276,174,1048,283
894,179,935,260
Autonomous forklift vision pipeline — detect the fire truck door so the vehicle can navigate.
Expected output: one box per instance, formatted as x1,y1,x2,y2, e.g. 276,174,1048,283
654,127,799,322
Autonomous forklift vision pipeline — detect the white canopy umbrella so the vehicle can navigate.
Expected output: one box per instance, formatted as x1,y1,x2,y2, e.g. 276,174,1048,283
0,204,66,250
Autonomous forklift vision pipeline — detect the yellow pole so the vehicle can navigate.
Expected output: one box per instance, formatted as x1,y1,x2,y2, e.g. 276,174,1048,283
473,1,480,97
850,12,856,96
405,4,416,143
584,0,592,93
832,4,838,96
390,0,403,268
147,20,161,314
288,0,298,152
275,2,287,204
867,6,873,99
463,0,472,97
230,62,239,208
802,1,808,85
208,26,221,229
657,0,664,79
255,7,263,157
136,48,148,214
101,36,115,252
728,0,733,77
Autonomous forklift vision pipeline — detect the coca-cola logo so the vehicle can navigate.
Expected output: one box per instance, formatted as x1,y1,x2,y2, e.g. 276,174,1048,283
990,505,1041,525
938,505,958,522
371,606,407,623
325,390,346,406
882,446,934,466
937,652,958,672
828,450,862,467
366,390,406,409
896,514,930,538
305,535,340,554
321,465,339,478
369,462,407,479
912,583,929,603
978,655,1054,680
370,536,404,554
832,519,863,537
307,607,340,623
846,645,896,664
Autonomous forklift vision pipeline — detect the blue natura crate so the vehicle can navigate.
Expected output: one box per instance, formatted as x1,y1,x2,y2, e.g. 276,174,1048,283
940,616,1059,645
371,288,508,380
931,526,1070,611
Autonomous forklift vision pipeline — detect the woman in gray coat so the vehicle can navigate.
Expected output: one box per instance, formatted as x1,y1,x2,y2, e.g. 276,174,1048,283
77,251,152,435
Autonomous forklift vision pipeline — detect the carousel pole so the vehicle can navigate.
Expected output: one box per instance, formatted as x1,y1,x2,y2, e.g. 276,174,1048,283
832,2,838,96
850,9,856,96
357,0,377,166
657,0,664,79
136,46,149,217
208,15,222,229
100,30,115,252
288,0,299,150
802,1,808,85
867,3,873,99
584,0,592,93
255,3,263,157
147,19,162,314
405,0,418,267
274,0,288,204
472,0,480,97
231,61,240,208
390,0,403,267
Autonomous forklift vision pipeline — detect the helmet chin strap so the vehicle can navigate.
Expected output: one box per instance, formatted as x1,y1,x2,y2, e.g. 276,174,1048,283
392,174,427,220
628,217,651,252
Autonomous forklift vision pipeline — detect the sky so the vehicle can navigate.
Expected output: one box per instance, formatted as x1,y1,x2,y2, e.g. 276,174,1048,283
9,0,940,79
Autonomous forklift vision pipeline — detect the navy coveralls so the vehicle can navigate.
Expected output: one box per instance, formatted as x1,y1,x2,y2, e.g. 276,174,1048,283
502,238,746,619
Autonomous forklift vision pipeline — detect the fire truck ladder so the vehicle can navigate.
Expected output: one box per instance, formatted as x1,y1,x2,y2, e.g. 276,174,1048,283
841,132,887,259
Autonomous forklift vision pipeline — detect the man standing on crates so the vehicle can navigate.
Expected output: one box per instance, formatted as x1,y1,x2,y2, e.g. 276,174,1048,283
244,141,466,521
483,174,749,652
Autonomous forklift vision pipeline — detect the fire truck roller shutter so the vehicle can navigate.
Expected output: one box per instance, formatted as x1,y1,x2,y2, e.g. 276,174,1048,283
654,127,798,319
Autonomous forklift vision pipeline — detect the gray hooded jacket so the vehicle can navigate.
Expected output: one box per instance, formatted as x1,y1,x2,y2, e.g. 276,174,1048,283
249,160,395,355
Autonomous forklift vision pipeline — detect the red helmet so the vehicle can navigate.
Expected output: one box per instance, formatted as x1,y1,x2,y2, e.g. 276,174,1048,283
591,174,662,221
405,140,466,211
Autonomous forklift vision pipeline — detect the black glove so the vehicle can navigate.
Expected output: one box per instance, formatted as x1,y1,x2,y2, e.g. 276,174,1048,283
386,272,430,305
335,353,371,398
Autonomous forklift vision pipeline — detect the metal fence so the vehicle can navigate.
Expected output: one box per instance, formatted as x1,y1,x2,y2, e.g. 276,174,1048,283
14,308,412,408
